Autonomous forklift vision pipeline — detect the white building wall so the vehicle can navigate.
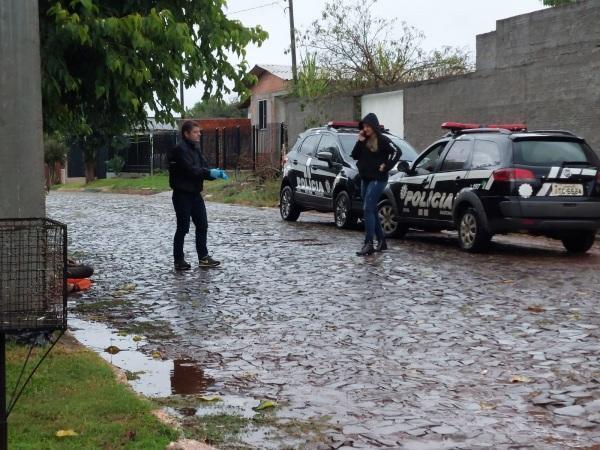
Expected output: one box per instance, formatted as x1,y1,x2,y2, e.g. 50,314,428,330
361,90,404,138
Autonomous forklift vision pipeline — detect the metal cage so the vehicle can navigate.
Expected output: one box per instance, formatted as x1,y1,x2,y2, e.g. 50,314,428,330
0,218,67,332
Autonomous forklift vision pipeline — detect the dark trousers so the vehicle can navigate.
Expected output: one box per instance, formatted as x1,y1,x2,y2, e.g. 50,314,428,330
172,190,208,260
361,180,387,243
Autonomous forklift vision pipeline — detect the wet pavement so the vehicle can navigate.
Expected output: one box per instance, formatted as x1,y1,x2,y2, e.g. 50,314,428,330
48,191,600,449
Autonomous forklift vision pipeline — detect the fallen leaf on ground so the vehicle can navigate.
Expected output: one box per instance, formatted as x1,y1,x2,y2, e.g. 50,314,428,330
253,400,277,411
105,346,121,355
132,335,142,342
151,351,163,359
510,375,532,383
479,402,496,410
117,331,128,337
56,429,78,437
527,306,546,313
199,395,221,402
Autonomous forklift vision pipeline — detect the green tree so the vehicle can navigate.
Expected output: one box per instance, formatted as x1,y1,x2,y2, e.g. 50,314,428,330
299,0,472,90
40,0,267,182
187,98,246,119
43,134,68,190
542,0,575,5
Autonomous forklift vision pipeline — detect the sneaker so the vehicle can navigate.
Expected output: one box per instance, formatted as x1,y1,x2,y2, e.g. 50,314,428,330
198,256,221,268
174,259,192,271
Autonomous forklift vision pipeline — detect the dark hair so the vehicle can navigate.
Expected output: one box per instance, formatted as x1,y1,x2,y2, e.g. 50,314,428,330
181,120,200,138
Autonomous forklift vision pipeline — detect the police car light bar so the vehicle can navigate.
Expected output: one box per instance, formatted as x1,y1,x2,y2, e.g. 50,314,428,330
441,122,527,133
328,121,360,128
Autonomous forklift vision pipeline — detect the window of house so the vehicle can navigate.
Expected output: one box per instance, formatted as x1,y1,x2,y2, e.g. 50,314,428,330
258,100,267,130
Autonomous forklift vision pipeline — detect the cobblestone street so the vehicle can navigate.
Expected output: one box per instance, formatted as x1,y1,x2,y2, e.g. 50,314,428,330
48,191,600,449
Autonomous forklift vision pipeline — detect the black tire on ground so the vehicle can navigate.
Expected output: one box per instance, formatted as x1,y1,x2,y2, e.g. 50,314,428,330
457,207,492,252
334,191,357,229
561,231,595,254
377,199,408,238
280,186,301,221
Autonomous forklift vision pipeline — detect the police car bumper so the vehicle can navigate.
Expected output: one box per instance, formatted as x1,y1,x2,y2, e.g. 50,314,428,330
495,200,600,232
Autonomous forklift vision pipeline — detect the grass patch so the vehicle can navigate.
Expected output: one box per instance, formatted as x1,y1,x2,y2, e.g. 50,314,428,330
7,335,178,449
121,320,176,341
73,298,130,314
183,414,250,447
56,173,280,208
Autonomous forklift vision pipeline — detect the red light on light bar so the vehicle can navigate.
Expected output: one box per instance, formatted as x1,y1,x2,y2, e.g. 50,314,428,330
441,122,527,132
328,121,359,128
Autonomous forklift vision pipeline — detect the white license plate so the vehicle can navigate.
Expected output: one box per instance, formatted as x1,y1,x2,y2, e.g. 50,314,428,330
550,183,584,196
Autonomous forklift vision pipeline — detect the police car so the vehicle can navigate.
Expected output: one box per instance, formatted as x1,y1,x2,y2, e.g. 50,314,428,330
378,123,600,253
280,122,418,228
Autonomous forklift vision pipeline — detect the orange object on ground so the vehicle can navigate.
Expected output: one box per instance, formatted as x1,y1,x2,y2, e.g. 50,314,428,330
67,278,93,292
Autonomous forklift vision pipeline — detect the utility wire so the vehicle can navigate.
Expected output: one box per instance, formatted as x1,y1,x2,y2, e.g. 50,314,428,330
228,1,284,16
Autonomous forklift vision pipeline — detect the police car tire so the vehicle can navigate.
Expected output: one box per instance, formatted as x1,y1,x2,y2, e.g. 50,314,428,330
377,199,407,238
458,208,491,253
334,191,357,229
280,186,301,221
561,231,595,254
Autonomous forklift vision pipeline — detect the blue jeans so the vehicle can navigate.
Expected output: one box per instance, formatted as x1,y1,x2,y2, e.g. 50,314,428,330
172,190,208,260
361,180,386,243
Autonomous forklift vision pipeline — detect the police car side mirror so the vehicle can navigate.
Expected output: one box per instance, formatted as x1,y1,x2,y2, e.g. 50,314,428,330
316,151,333,163
397,160,411,173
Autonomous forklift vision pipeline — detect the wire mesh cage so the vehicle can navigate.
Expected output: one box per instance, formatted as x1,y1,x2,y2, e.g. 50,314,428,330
0,218,67,332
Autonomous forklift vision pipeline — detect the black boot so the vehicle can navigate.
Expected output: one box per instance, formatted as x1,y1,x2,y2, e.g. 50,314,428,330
356,241,374,256
174,259,192,271
375,238,388,252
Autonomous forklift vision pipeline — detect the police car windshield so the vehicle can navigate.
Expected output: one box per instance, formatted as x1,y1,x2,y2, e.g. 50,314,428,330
514,140,590,166
338,133,418,160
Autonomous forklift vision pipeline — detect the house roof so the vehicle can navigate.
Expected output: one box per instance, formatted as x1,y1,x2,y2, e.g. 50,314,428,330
249,64,294,81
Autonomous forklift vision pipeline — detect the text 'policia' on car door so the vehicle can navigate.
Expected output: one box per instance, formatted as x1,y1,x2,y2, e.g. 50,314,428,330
310,133,345,210
290,133,321,208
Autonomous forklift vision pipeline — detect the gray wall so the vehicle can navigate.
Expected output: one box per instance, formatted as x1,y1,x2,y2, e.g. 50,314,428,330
284,95,356,146
0,0,45,218
405,0,600,152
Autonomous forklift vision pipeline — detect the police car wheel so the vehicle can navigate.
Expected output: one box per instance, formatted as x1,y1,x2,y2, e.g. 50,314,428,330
458,208,491,252
280,186,301,221
378,200,406,238
334,191,356,229
561,231,595,254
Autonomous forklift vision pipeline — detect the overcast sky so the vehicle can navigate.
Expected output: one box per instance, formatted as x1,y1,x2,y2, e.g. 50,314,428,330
183,0,548,107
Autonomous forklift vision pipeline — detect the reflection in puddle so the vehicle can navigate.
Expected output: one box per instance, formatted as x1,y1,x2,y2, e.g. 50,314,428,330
69,318,213,397
171,359,214,395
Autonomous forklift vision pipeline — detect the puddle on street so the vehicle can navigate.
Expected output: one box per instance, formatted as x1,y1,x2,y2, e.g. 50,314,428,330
69,318,213,397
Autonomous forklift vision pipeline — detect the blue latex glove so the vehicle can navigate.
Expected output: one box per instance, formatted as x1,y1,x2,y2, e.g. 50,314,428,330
220,170,230,181
209,168,221,179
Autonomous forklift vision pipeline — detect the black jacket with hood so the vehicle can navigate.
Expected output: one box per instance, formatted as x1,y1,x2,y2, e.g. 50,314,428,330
350,113,401,182
168,138,214,193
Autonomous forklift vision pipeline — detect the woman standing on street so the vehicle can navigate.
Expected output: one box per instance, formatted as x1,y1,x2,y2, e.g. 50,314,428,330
351,113,401,256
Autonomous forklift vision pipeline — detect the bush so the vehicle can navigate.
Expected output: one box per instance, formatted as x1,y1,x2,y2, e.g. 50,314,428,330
106,155,125,175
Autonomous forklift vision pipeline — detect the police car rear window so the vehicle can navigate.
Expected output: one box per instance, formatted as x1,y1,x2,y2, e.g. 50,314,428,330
514,140,589,166
338,134,418,160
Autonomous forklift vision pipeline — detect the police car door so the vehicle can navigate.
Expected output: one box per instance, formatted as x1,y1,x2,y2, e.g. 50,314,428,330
310,133,343,210
397,140,448,221
292,134,322,208
429,138,474,222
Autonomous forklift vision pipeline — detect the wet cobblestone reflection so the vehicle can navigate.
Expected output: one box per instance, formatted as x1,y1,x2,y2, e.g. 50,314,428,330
49,192,600,449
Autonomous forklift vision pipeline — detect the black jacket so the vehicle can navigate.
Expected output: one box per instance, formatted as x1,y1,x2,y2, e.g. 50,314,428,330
351,113,401,182
168,138,214,193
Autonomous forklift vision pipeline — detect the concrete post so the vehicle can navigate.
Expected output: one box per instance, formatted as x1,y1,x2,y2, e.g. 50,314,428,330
0,0,45,219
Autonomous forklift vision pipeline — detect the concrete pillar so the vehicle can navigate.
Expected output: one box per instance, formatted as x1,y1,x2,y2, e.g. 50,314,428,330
0,0,45,218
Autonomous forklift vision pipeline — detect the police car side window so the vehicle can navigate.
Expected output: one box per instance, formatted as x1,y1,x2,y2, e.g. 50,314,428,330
415,142,446,174
440,140,473,172
472,140,502,169
317,134,342,161
299,134,321,156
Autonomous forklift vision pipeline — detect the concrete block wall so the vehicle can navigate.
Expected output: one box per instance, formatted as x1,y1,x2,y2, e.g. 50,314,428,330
406,0,600,152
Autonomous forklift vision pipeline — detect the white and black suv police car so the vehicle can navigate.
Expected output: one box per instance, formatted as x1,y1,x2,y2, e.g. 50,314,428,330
280,121,417,228
379,122,600,253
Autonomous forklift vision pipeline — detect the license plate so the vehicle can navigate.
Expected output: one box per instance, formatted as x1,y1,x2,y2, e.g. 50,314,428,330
550,183,584,196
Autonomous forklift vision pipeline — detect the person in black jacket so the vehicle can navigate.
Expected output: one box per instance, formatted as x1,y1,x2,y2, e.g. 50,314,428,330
351,113,401,256
169,121,229,270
